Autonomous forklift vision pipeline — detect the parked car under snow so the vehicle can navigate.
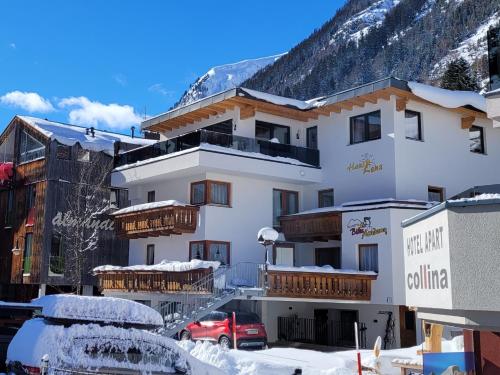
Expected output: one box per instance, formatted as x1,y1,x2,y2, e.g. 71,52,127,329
6,295,219,375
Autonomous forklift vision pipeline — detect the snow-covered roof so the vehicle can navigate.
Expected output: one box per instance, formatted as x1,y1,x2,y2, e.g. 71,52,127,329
287,198,432,217
18,116,156,156
402,193,500,227
7,318,218,374
408,81,487,112
32,294,163,327
94,259,220,273
111,199,191,215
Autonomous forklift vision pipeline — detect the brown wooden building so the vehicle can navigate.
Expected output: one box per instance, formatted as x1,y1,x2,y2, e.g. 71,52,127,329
0,116,154,301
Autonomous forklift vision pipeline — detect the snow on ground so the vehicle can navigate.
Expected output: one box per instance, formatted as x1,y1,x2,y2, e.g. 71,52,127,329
111,199,189,215
94,259,221,272
179,336,464,375
33,294,164,327
19,116,155,155
408,81,486,112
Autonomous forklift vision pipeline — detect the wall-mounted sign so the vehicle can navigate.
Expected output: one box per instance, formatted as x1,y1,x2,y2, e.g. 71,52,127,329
347,153,383,174
403,210,452,309
52,211,115,231
347,217,387,238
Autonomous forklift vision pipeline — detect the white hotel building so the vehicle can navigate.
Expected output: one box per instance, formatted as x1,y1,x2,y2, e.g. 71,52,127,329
97,77,499,349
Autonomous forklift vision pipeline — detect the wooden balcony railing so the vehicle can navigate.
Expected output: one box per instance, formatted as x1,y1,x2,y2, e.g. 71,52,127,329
266,269,377,301
280,211,342,242
95,268,213,293
114,205,199,239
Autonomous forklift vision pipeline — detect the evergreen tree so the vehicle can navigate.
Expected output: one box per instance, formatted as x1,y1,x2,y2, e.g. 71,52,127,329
440,58,479,91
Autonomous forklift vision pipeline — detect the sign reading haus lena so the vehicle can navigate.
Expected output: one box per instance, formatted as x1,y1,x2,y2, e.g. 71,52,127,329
403,210,452,309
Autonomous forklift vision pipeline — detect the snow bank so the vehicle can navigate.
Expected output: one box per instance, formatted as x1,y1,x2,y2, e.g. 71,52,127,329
7,318,220,375
111,199,189,215
94,259,220,273
268,264,377,276
19,116,155,156
33,294,163,327
449,193,500,203
408,82,486,112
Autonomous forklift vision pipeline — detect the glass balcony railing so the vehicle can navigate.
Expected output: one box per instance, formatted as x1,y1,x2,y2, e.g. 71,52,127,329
115,129,320,168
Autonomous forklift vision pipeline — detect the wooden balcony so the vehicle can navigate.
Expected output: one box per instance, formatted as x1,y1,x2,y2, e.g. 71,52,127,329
266,269,377,301
280,211,342,242
95,268,213,293
114,203,199,239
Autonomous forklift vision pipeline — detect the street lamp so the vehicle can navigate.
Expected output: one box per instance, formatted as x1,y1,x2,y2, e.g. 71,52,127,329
257,227,279,290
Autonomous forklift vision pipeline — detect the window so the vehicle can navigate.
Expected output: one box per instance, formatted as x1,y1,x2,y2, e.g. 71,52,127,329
273,245,294,266
428,186,444,202
307,126,318,149
190,180,230,206
23,233,33,274
77,149,90,162
318,189,334,208
18,130,45,163
147,191,156,203
359,244,378,273
273,189,298,227
109,189,119,209
50,234,64,275
146,244,155,265
405,110,422,141
255,121,290,144
56,145,71,160
469,126,485,154
189,241,230,265
349,111,381,144
26,184,36,212
5,190,14,227
204,119,233,135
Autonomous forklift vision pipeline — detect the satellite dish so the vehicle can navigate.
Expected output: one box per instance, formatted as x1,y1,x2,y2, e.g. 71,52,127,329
257,227,279,245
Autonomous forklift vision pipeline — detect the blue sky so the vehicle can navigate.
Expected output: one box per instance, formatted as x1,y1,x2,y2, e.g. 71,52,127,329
0,1,344,135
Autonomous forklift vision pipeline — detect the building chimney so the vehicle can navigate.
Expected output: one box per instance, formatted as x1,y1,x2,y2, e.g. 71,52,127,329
90,127,95,138
86,128,90,135
131,126,135,138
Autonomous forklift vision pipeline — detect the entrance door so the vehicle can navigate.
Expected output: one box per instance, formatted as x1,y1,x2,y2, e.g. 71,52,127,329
339,310,358,347
314,309,329,346
315,247,341,268
399,306,417,347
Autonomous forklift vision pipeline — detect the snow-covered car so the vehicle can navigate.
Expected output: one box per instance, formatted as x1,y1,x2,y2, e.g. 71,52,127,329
6,295,219,375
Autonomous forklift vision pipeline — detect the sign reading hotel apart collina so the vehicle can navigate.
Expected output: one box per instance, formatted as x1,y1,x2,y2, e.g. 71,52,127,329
347,217,387,238
347,153,382,174
403,211,452,309
52,211,115,231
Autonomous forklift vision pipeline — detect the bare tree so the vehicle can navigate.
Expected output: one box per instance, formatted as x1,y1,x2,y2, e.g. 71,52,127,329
52,151,114,294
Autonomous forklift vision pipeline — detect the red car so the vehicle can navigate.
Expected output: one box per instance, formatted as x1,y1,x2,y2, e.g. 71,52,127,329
180,310,267,350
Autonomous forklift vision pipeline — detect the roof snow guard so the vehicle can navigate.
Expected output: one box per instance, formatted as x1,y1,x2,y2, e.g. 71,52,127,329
142,78,487,133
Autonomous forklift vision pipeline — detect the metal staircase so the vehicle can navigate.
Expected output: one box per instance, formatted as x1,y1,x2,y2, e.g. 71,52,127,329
155,262,264,337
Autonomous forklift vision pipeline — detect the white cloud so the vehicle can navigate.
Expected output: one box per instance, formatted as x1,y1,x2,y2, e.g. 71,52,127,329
113,73,127,86
9,43,16,49
58,96,142,130
0,91,54,112
148,83,174,97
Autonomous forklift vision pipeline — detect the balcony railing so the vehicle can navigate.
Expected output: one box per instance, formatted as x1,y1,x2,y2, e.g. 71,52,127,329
116,129,320,167
280,211,342,242
266,269,376,301
115,205,199,239
95,268,213,293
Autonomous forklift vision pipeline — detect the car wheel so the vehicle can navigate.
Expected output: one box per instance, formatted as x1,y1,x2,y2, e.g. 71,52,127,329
219,335,231,349
180,330,191,341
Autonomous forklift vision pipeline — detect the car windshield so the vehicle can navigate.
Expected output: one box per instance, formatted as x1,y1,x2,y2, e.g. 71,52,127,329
234,312,260,324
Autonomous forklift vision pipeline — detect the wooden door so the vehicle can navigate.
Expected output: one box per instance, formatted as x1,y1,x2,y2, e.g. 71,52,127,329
399,306,417,347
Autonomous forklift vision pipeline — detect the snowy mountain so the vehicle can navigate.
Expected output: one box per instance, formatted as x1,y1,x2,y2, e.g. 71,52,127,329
174,54,285,108
244,0,500,98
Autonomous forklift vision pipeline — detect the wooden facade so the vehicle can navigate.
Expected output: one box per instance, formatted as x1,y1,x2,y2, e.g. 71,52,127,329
115,205,199,239
95,268,213,293
266,269,376,300
280,211,342,242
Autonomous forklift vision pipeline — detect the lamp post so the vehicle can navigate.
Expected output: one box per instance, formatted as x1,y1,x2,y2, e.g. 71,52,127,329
11,236,25,284
257,227,279,290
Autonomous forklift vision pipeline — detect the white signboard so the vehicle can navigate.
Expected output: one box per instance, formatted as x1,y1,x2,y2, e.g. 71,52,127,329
403,210,452,309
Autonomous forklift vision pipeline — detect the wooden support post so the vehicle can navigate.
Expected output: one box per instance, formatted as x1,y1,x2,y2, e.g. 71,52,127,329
461,116,475,129
396,97,408,112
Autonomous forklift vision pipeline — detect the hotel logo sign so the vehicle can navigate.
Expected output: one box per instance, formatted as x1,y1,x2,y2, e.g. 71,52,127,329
347,153,383,174
347,217,387,238
403,211,452,309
